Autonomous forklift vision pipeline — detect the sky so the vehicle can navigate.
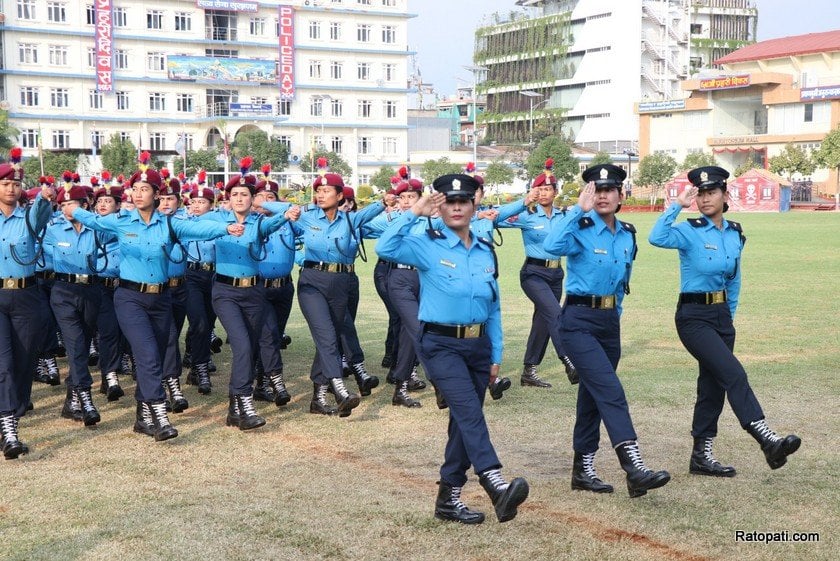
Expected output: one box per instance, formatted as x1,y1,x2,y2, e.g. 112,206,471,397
408,0,840,96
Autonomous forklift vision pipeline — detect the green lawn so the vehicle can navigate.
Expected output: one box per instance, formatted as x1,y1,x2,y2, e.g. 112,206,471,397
3,211,838,561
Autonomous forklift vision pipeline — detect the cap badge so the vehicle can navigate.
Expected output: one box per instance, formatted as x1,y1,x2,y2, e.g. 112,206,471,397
700,171,709,182
140,172,147,182
321,177,328,186
600,168,609,180
452,179,461,190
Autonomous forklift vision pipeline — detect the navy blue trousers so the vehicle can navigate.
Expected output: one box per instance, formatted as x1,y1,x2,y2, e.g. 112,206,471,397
212,281,267,396
162,283,188,380
388,268,420,382
520,262,567,365
50,281,101,390
0,285,48,417
185,269,215,366
259,278,294,374
340,272,364,364
675,302,764,437
373,259,401,360
560,305,637,453
96,283,122,377
113,287,171,403
298,268,350,384
36,277,59,356
417,330,501,487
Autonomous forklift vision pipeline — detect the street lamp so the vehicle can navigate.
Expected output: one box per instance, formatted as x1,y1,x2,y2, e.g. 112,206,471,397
520,90,543,146
463,65,487,167
623,148,637,196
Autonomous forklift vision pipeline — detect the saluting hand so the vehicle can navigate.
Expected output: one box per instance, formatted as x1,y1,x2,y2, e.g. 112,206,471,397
677,186,697,208
226,224,245,236
285,205,301,222
577,181,596,212
41,185,56,202
525,188,539,206
384,192,397,207
410,193,436,217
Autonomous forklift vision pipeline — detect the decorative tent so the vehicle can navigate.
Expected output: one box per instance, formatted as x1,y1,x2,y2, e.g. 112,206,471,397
664,168,792,212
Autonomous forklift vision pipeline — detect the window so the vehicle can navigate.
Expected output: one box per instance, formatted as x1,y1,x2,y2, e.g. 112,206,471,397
17,0,36,20
358,174,371,186
357,24,371,42
329,22,342,40
50,88,69,108
48,45,68,66
309,20,321,40
87,47,96,68
690,23,702,34
114,50,129,70
177,93,194,113
52,130,70,149
331,136,343,154
147,10,163,30
147,52,166,72
175,12,192,31
310,97,324,117
762,186,773,200
309,60,322,79
181,134,194,152
118,132,132,142
331,99,343,117
382,25,396,44
250,17,266,35
358,99,372,118
358,0,371,4
277,99,291,116
91,131,105,151
116,91,130,111
357,63,370,80
278,135,292,152
330,61,343,80
358,136,372,155
149,133,166,151
804,103,813,122
18,43,38,64
251,96,267,105
85,4,95,25
382,0,396,6
149,92,166,112
47,1,66,23
89,90,103,110
383,137,397,155
114,7,127,27
384,100,397,119
383,63,397,82
20,129,38,149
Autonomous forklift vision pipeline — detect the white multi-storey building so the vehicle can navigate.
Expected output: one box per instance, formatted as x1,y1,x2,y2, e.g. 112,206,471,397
1,0,412,186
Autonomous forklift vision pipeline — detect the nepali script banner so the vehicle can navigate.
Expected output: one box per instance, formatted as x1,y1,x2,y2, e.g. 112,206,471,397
698,74,751,91
167,56,277,84
800,85,840,101
95,0,113,92
278,5,295,100
195,0,258,12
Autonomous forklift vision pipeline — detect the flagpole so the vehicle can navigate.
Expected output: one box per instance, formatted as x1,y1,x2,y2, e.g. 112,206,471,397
38,124,45,176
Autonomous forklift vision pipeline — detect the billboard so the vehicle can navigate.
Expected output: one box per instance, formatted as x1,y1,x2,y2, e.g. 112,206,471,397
94,0,113,92
278,5,296,100
698,74,751,91
167,56,277,84
195,0,258,12
800,85,840,101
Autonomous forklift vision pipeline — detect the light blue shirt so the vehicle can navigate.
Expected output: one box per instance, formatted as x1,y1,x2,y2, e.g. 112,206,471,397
648,202,743,316
470,198,527,240
0,194,53,278
257,203,297,279
291,201,385,265
376,211,503,364
498,204,565,260
43,217,99,275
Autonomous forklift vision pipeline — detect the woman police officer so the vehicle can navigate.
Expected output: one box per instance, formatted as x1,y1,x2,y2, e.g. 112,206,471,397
648,165,800,474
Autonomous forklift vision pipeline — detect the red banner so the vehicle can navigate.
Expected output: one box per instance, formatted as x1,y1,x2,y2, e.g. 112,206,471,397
278,5,295,100
698,74,750,91
95,0,114,92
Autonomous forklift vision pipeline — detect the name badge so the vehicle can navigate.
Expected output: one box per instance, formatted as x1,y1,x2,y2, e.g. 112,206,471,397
310,226,322,231
704,243,718,250
594,248,608,255
57,242,71,247
439,259,456,269
533,225,544,230
125,233,138,238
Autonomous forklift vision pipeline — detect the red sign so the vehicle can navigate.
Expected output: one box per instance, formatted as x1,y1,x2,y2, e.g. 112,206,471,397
698,74,751,91
278,5,295,100
94,0,113,92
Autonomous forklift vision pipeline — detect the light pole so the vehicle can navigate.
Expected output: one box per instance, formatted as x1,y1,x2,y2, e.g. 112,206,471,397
520,90,543,146
623,148,637,196
463,65,487,167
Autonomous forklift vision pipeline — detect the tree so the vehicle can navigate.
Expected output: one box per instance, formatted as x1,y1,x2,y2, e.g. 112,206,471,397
298,148,352,178
590,151,613,166
100,133,138,177
635,152,678,204
680,151,716,171
0,110,19,151
815,125,840,194
369,165,396,191
21,151,80,184
483,159,514,188
531,109,568,144
768,143,815,179
732,159,761,178
174,149,222,177
231,129,288,172
420,157,462,184
524,136,578,183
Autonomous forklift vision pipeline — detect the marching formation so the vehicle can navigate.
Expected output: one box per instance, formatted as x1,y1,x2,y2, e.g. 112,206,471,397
0,148,801,524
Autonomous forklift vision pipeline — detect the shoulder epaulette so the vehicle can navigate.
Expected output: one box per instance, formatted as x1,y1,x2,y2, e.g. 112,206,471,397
477,236,493,248
727,220,742,233
619,221,636,233
689,217,708,228
578,216,595,229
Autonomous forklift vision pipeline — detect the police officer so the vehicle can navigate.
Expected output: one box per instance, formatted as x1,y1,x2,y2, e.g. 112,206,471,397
649,166,801,474
377,174,529,525
0,147,55,458
544,164,670,498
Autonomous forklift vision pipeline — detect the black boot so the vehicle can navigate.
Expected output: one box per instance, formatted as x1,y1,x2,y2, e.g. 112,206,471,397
208,358,217,373
309,383,337,416
56,330,67,357
120,352,135,379
210,330,223,354
350,362,379,396
520,364,551,388
163,377,189,413
133,402,155,437
34,358,52,385
43,356,61,386
392,381,422,408
489,377,511,400
253,373,275,403
478,469,529,523
690,437,736,477
407,365,427,391
226,395,266,431
746,419,801,470
147,401,178,442
77,388,101,427
1,415,28,460
100,371,125,402
571,451,614,493
434,481,485,524
88,339,100,367
330,377,361,417
267,370,291,407
615,441,671,498
190,362,212,395
281,333,292,349
381,353,393,369
430,382,448,410
60,386,83,422
560,355,579,385
182,350,192,369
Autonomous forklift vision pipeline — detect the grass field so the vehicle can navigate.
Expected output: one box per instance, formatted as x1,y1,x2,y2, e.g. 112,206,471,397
3,211,838,561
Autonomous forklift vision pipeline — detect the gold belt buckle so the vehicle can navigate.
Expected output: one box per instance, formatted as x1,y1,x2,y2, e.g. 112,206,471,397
5,278,19,289
461,324,480,338
710,291,725,304
77,274,90,284
237,276,256,287
546,259,560,268
146,283,161,294
601,295,615,309
326,263,340,273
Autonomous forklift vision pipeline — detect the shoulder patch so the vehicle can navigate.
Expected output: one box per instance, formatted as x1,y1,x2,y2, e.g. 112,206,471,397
619,220,636,234
689,217,708,228
727,220,742,233
477,236,493,248
578,216,595,229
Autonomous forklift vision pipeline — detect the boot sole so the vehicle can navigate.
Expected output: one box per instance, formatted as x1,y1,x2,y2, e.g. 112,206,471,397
628,472,671,498
571,482,614,493
434,511,486,525
274,393,291,407
495,478,530,522
4,444,28,460
133,424,155,437
154,428,178,442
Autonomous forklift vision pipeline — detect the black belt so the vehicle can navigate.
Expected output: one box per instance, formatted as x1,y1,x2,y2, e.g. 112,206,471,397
95,277,118,289
679,291,727,305
187,261,215,272
263,275,292,288
391,263,416,271
215,273,259,287
423,322,486,339
303,261,354,273
376,259,391,266
1,276,36,290
55,272,96,285
119,279,167,294
35,271,55,281
525,257,562,269
565,294,616,309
